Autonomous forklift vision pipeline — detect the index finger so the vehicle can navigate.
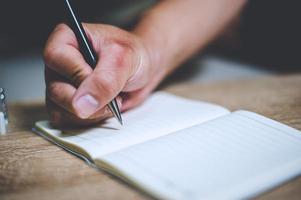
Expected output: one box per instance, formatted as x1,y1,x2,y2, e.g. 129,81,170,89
44,23,93,86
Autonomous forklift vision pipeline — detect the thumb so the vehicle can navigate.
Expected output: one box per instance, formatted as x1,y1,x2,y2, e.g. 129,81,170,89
71,43,135,119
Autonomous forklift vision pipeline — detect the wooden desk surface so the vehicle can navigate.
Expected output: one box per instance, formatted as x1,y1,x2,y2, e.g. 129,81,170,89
1,75,301,200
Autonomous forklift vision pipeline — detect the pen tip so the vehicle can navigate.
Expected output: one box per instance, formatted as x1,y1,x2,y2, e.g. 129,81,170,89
119,118,123,126
108,99,123,126
116,112,123,126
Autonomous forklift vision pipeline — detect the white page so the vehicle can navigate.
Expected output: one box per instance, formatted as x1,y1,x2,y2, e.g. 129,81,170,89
100,111,301,200
35,92,229,158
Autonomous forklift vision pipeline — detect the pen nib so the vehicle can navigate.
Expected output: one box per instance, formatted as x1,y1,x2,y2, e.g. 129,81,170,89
116,113,123,126
108,100,123,126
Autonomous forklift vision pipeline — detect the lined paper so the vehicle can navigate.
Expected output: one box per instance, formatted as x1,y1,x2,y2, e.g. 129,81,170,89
36,92,229,158
101,111,301,200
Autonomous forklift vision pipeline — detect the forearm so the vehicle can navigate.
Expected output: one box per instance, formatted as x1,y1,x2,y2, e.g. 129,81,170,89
134,0,246,77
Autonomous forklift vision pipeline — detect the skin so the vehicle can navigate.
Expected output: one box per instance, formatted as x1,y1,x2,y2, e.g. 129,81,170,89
44,0,246,127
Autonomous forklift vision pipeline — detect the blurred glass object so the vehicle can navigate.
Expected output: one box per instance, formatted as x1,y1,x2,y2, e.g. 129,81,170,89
0,88,8,124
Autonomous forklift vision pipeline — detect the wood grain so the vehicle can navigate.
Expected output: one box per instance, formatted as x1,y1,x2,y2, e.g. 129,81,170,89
0,74,301,200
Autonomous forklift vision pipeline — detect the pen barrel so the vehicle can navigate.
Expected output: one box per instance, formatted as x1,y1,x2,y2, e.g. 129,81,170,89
63,0,122,124
64,0,98,68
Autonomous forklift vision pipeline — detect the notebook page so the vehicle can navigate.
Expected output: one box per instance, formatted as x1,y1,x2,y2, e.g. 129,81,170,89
35,92,229,158
99,111,301,200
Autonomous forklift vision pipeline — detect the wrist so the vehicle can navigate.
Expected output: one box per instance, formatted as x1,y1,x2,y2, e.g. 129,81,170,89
134,27,171,83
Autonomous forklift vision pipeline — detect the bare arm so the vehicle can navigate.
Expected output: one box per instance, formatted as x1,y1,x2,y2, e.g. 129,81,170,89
134,0,246,85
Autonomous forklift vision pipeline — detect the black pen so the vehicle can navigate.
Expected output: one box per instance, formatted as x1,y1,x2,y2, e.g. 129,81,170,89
64,0,123,125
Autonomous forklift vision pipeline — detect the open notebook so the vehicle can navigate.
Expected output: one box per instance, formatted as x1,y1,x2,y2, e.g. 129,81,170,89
34,92,301,200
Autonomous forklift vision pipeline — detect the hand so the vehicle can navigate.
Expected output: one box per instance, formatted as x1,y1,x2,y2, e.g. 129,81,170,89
44,23,161,127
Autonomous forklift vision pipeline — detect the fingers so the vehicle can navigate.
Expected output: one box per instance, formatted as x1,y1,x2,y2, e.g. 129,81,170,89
44,23,93,86
44,23,149,122
47,80,77,113
121,72,163,111
47,99,110,128
46,68,122,120
72,43,136,118
47,97,122,128
121,89,150,112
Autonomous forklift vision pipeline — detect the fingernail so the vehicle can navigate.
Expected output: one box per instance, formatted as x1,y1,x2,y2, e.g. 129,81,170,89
74,94,99,118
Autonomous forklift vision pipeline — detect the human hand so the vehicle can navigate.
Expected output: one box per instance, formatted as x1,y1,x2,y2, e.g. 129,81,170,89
44,23,162,127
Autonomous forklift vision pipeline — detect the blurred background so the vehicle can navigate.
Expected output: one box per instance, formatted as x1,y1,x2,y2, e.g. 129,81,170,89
0,0,300,102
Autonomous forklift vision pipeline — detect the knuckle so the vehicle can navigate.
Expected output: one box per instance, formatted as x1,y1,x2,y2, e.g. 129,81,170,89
54,23,69,32
70,64,91,86
43,46,62,68
44,24,69,66
47,82,62,101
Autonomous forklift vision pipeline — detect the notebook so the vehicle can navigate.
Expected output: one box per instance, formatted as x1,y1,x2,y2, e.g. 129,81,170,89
34,92,301,200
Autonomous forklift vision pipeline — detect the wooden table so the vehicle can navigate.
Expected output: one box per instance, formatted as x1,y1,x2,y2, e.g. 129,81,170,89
1,75,301,200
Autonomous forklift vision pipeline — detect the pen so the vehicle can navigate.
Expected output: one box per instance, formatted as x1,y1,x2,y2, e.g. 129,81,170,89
64,0,123,125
